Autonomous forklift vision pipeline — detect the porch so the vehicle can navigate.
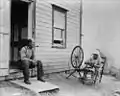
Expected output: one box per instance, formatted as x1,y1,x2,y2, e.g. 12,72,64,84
0,72,120,96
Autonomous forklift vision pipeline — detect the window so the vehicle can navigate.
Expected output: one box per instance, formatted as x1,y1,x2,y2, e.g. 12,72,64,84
52,5,67,48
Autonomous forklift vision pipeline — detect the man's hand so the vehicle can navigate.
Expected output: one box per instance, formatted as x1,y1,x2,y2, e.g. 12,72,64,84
28,59,36,63
31,59,37,64
33,60,37,64
23,58,37,64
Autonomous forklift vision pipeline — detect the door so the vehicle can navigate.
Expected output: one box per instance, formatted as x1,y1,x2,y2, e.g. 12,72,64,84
10,0,36,69
10,0,29,68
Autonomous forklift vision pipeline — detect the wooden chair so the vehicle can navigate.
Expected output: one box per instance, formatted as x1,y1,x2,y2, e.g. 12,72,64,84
79,50,106,84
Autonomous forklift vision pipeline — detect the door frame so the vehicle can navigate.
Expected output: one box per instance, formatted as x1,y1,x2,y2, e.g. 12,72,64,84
9,0,36,70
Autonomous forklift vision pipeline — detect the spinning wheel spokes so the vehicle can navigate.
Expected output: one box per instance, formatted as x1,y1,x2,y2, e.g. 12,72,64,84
66,45,84,79
71,46,84,68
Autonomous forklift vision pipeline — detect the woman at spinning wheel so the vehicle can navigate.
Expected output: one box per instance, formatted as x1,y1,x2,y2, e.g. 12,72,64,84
85,54,100,67
83,53,102,79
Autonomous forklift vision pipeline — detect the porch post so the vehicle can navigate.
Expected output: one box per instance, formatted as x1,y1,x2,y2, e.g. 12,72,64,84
28,0,36,40
0,0,10,76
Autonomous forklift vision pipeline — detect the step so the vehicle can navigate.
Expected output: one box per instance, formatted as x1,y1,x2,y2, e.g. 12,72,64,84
6,68,37,80
11,77,59,93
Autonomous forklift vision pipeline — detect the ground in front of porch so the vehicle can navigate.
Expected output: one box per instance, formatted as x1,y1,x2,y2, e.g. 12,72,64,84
0,73,120,96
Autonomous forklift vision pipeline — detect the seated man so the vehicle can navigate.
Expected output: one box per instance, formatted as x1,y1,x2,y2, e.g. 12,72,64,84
19,39,45,84
83,53,101,79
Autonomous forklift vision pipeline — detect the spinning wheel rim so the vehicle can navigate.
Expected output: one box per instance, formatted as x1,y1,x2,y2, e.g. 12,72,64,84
71,46,84,68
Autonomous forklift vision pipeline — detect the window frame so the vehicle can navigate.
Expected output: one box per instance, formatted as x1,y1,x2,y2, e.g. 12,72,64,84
52,5,67,49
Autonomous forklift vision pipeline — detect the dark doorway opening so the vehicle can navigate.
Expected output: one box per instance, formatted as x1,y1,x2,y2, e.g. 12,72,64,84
10,0,28,69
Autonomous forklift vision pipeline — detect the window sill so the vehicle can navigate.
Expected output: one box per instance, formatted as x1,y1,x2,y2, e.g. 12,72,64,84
52,45,66,49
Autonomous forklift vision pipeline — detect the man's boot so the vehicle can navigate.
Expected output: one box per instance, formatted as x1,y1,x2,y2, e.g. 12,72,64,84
22,61,31,84
24,80,31,84
37,61,45,82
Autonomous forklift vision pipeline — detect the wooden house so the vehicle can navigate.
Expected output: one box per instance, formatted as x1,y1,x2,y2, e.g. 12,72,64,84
0,0,82,79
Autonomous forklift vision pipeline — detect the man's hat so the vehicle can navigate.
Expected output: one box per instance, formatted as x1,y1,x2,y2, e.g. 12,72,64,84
28,38,35,43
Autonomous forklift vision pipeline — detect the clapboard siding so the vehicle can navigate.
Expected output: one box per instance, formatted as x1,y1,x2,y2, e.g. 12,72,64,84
0,1,4,30
35,0,81,73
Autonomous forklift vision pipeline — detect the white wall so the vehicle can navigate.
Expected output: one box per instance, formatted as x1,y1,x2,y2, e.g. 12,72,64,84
0,0,10,76
35,0,80,73
82,0,120,68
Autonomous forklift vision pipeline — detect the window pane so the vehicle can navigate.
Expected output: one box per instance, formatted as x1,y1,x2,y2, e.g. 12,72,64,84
54,10,65,29
54,28,62,40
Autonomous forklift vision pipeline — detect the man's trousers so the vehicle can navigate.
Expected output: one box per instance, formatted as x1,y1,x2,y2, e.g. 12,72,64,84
20,60,44,81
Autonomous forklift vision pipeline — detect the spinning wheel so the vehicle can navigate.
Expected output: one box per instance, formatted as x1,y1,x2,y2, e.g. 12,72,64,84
66,46,106,85
71,46,84,68
66,46,84,78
